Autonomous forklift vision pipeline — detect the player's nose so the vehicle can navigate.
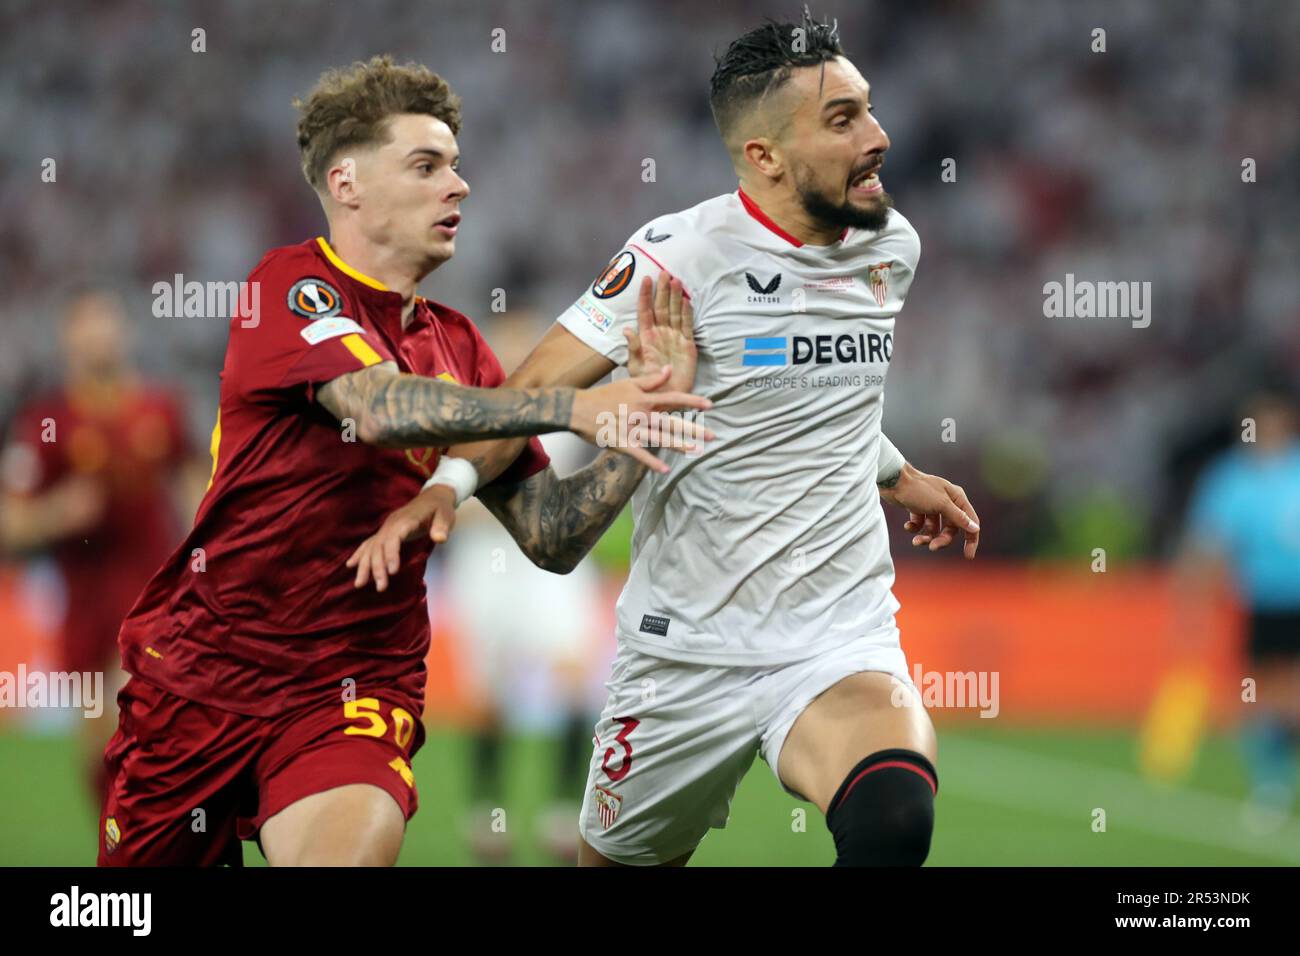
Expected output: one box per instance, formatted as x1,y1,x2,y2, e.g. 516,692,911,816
448,169,470,201
864,111,890,155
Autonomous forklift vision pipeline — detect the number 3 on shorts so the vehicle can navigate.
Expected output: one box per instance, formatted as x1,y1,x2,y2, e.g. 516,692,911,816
601,716,640,782
343,697,416,751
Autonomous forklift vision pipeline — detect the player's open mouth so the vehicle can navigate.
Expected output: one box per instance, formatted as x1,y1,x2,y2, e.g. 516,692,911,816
850,168,883,196
435,214,461,237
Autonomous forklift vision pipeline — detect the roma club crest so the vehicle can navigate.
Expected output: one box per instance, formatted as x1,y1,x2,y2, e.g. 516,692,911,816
867,261,893,308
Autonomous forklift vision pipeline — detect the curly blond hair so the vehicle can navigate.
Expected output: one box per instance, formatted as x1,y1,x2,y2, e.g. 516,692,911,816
293,54,462,190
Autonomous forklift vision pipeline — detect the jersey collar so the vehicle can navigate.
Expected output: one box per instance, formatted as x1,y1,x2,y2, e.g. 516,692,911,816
314,236,433,336
736,188,849,247
315,236,391,292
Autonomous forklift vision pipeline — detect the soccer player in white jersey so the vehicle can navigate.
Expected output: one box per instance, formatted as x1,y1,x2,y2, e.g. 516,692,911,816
349,11,981,866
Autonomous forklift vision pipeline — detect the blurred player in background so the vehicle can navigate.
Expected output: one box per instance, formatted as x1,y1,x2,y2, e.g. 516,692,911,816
0,288,203,808
356,12,982,867
1180,390,1300,831
440,311,610,864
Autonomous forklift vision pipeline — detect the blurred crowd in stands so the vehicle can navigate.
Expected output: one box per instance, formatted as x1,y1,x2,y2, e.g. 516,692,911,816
3,0,1296,558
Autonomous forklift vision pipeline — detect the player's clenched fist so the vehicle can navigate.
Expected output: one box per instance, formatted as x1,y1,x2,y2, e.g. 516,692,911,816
568,365,715,473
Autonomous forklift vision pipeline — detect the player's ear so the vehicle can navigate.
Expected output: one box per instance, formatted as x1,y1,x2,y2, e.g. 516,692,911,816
325,156,361,207
742,137,783,181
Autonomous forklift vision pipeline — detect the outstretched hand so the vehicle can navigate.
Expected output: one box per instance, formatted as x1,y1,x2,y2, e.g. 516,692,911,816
624,273,698,392
879,463,981,559
345,483,457,591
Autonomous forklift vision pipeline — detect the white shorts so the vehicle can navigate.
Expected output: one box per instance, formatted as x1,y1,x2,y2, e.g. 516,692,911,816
578,621,915,865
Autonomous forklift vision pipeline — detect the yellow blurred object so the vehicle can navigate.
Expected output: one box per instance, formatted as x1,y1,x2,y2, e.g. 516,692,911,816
1138,666,1211,782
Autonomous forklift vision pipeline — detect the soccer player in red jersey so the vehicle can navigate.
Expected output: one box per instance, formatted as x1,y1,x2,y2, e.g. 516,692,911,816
1,289,203,809
96,56,711,867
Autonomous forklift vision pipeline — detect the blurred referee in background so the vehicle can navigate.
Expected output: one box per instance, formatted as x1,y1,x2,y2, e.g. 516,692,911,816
1182,389,1300,831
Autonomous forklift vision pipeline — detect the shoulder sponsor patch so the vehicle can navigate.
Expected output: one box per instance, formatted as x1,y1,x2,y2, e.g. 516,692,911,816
592,250,636,299
299,315,366,345
573,295,615,333
287,277,343,319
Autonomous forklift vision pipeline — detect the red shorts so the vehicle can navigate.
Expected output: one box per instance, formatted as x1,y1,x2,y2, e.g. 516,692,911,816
97,676,425,866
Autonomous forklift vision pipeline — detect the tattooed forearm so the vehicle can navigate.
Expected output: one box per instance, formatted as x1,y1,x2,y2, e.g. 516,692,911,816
317,364,575,448
877,471,902,490
477,451,648,574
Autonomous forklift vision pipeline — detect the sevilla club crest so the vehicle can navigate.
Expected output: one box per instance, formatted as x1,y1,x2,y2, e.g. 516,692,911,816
867,261,893,308
593,785,623,829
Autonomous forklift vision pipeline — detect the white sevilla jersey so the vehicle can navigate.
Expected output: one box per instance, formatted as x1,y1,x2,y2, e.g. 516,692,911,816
558,189,921,665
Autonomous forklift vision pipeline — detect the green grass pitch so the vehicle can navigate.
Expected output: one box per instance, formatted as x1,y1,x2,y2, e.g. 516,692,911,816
1,723,1295,866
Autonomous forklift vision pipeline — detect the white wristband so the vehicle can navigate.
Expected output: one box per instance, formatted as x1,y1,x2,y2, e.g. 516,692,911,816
422,457,479,507
876,434,905,485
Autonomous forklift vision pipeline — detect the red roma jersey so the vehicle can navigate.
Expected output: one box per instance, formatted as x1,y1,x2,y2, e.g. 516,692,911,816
2,382,191,671
118,237,549,717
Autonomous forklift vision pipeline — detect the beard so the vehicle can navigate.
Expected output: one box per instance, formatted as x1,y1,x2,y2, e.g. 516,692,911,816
794,162,894,233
